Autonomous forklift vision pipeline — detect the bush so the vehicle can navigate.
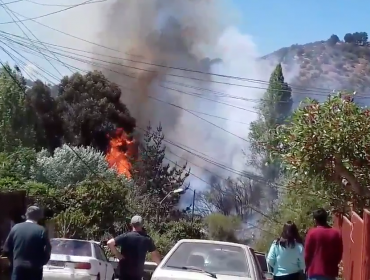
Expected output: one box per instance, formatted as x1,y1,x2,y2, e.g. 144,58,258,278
31,144,119,187
204,214,241,242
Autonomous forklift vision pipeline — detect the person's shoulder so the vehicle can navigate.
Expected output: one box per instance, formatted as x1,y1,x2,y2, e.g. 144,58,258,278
12,222,44,233
270,240,279,248
296,242,304,250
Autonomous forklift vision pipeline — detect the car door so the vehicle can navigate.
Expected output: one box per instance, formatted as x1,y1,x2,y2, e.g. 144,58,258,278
248,247,266,280
98,245,115,280
94,244,107,280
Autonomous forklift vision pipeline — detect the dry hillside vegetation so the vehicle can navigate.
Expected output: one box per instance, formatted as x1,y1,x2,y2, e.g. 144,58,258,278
264,35,370,104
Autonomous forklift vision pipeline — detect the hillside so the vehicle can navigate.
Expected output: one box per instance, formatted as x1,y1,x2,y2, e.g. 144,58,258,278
263,32,370,105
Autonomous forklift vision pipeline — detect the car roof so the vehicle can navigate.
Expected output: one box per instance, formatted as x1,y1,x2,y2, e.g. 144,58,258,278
177,239,249,249
51,238,99,244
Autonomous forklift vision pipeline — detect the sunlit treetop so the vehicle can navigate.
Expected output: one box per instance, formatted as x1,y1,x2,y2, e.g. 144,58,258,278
275,92,370,197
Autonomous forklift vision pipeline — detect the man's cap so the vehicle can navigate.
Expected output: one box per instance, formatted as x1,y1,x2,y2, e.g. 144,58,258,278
25,205,44,221
131,215,143,226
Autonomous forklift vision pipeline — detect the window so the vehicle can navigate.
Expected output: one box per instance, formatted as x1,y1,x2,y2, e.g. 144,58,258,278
255,253,268,272
249,248,265,278
94,244,108,262
50,239,92,257
164,242,250,277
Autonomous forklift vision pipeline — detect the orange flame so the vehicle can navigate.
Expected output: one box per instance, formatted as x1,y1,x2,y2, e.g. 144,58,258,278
105,128,138,178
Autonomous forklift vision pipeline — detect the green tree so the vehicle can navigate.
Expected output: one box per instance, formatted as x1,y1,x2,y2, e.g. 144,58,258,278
344,33,355,43
131,124,190,221
0,65,35,152
0,147,36,181
204,213,241,242
275,93,370,212
25,80,63,152
49,177,132,239
248,64,293,196
327,34,340,46
147,220,205,256
56,71,136,150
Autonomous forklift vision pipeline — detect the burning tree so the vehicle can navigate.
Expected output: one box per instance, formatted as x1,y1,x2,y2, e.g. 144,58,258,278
27,71,136,153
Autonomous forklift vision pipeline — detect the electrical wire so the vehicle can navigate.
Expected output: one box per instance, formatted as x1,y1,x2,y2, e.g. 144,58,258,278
0,0,99,24
0,0,65,77
0,30,360,103
0,0,22,5
0,12,354,97
23,0,108,7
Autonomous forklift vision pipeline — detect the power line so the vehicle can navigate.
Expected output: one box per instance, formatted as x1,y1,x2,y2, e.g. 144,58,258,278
24,0,108,7
0,0,22,5
0,15,353,97
0,0,64,77
1,30,361,105
0,32,348,105
0,0,99,24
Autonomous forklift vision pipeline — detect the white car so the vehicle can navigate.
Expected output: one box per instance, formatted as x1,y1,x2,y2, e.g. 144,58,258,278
152,239,265,280
43,238,115,280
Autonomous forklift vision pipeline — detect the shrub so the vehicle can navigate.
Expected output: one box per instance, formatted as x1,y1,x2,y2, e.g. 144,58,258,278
31,144,119,187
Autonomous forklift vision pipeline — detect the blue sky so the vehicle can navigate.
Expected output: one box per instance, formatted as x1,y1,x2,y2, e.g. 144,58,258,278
233,0,370,54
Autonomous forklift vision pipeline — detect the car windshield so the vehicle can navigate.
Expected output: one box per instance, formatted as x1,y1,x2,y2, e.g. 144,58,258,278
163,242,250,277
50,239,92,257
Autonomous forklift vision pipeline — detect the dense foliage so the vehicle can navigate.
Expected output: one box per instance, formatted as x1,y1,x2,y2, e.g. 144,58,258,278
275,94,370,211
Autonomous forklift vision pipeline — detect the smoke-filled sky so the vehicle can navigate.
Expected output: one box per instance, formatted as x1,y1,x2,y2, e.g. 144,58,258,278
0,0,368,195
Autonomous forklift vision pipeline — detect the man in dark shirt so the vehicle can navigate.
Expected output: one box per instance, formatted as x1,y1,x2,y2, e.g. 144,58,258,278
304,208,343,280
107,215,161,280
3,205,51,280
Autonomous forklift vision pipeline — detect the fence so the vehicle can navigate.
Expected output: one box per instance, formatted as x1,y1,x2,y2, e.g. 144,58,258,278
333,210,370,280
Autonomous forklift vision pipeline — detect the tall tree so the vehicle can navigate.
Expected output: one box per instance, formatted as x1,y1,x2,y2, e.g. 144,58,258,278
56,71,136,150
248,64,293,197
131,124,190,221
0,65,36,152
25,80,63,152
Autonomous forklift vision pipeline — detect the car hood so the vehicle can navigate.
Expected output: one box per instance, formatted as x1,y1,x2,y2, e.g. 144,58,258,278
152,270,252,280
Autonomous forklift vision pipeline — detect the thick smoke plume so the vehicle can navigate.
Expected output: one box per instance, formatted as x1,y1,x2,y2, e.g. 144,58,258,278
50,0,278,193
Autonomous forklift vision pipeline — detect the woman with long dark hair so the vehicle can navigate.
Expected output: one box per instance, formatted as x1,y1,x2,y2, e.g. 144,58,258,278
266,221,304,280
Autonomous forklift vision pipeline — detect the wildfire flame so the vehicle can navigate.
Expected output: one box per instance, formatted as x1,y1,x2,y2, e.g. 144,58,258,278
105,128,138,178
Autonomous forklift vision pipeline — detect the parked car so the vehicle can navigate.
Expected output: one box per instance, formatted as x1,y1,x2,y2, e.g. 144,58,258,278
43,238,115,280
152,239,266,280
